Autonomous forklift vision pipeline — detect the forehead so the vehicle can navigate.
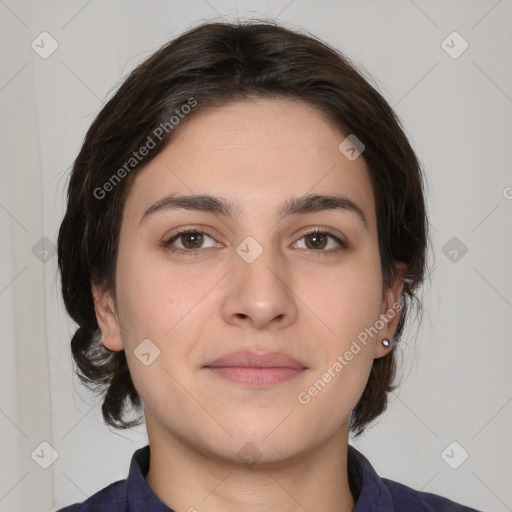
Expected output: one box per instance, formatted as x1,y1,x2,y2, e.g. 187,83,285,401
122,98,376,230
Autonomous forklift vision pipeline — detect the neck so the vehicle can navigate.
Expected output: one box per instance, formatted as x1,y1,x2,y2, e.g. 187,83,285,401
145,420,355,512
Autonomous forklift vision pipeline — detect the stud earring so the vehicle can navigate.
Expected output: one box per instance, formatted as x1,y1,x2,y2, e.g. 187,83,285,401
381,338,391,348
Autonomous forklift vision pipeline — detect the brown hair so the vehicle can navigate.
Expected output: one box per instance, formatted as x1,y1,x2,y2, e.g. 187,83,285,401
57,20,429,436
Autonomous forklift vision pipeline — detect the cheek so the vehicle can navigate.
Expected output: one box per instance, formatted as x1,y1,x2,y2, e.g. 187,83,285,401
299,270,381,421
319,254,383,343
114,248,210,377
115,245,188,338
114,252,198,417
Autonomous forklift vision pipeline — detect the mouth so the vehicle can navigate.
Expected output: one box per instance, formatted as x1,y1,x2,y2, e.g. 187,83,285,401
203,350,308,388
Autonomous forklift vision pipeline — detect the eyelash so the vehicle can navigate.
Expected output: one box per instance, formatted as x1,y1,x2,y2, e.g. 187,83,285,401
162,228,347,257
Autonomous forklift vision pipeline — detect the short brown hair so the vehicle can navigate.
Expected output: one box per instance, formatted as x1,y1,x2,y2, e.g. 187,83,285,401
57,20,429,436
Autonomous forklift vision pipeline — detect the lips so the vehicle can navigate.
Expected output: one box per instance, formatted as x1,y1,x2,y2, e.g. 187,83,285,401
203,350,307,387
204,350,307,370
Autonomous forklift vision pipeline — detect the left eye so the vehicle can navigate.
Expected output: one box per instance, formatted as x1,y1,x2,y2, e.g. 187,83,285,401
293,230,346,251
163,229,346,256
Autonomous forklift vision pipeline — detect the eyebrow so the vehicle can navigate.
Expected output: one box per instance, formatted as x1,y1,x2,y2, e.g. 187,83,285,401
139,193,369,230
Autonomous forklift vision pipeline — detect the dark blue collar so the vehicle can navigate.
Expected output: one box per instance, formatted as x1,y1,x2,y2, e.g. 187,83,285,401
124,443,395,511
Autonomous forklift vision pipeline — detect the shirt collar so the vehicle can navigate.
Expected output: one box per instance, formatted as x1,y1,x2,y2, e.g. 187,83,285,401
126,445,172,511
348,444,396,511
126,443,396,511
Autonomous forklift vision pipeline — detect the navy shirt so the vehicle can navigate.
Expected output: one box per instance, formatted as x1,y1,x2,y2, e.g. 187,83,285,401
56,444,481,511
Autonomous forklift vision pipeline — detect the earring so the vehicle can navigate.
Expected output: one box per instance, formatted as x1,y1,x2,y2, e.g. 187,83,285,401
381,338,391,348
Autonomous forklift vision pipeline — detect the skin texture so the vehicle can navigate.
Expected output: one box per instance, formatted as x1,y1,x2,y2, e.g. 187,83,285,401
93,98,405,512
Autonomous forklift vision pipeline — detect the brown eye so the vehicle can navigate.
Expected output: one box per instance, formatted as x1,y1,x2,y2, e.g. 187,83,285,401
164,229,218,255
294,230,347,254
304,232,329,250
178,231,204,249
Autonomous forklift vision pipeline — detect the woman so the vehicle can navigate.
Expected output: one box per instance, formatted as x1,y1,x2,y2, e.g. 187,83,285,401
56,20,480,512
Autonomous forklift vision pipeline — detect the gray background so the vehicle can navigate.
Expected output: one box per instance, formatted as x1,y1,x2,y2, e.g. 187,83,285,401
1,1,511,511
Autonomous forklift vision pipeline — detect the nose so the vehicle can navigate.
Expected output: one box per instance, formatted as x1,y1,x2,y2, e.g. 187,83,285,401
221,239,299,331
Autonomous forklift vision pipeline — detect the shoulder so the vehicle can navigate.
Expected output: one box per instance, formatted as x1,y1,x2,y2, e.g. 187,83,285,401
54,479,127,512
382,478,482,512
348,444,481,512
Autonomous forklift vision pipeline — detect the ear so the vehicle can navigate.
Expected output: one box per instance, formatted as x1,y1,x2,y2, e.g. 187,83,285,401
374,262,408,359
91,282,123,351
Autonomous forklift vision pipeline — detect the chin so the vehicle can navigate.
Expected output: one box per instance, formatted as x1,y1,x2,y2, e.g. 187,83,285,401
222,423,308,465
217,437,305,468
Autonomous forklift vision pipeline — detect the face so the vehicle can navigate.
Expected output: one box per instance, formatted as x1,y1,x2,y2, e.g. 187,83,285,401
93,98,404,465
